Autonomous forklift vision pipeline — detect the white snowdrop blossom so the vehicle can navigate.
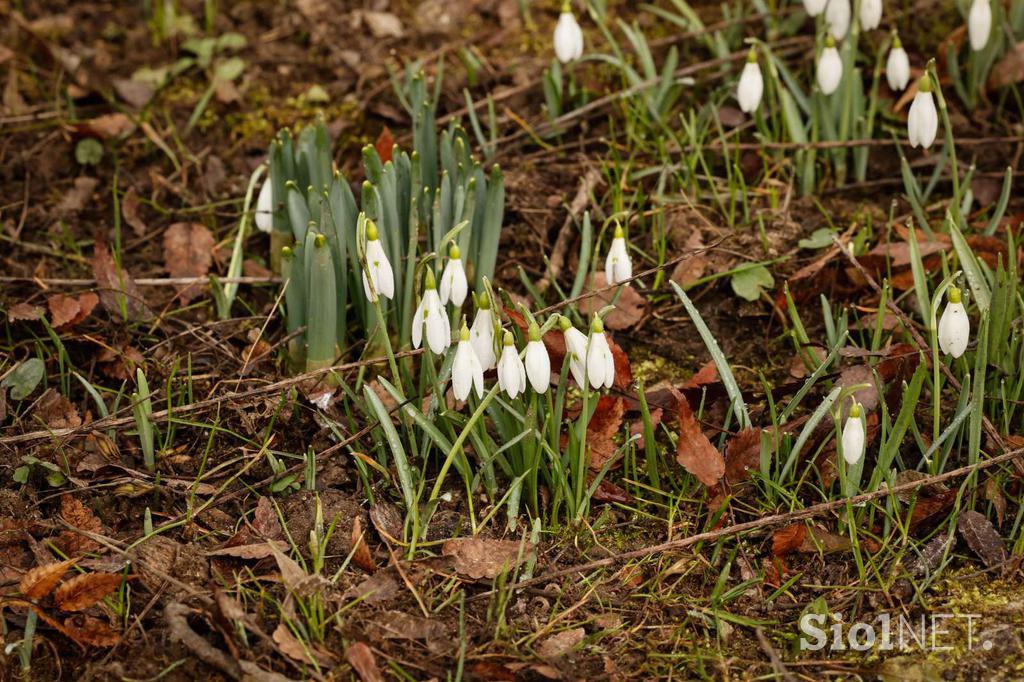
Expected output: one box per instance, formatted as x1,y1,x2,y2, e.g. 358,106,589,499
736,48,764,114
560,316,589,388
439,243,468,306
907,76,938,149
841,403,866,465
859,0,882,30
803,0,827,17
886,35,910,91
553,6,584,63
470,296,497,370
968,0,992,51
255,178,273,233
825,0,851,39
497,331,527,399
817,36,843,95
411,270,450,354
605,224,633,285
524,323,551,393
452,323,485,402
938,286,970,358
361,220,395,302
585,318,615,390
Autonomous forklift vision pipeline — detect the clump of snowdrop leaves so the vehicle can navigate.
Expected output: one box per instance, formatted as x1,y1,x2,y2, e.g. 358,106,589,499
841,402,866,465
439,243,468,307
968,0,992,51
605,223,633,285
497,331,527,399
470,293,497,370
412,269,450,355
525,323,550,393
938,286,970,358
803,0,827,17
736,47,764,114
560,315,589,388
361,219,394,302
452,322,485,402
817,36,843,95
907,75,938,149
859,0,882,31
825,0,851,40
553,2,584,63
586,317,615,390
886,34,910,91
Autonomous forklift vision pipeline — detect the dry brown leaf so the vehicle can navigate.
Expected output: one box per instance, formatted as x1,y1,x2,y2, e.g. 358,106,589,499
586,396,625,471
82,113,135,139
723,427,763,485
206,540,288,560
345,641,384,682
989,42,1024,90
53,572,123,611
351,517,376,573
442,537,530,579
58,177,98,213
268,542,326,597
375,127,394,164
957,510,1006,568
93,234,149,320
61,613,120,647
121,187,146,237
20,558,79,599
34,389,82,430
673,392,725,487
273,622,336,666
670,230,709,288
537,627,585,659
983,478,1007,527
47,294,81,329
771,524,806,556
8,303,44,321
252,496,282,539
579,273,646,330
163,222,215,303
56,494,102,555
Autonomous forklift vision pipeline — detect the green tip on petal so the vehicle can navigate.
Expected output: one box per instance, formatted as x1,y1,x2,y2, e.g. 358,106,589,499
849,403,862,419
746,47,757,63
503,331,514,346
561,0,571,12
825,35,836,48
892,33,902,49
477,292,491,310
314,233,327,248
362,179,373,190
918,75,933,92
366,220,379,241
424,268,437,290
528,323,541,342
613,223,625,239
281,246,294,259
449,243,461,260
591,317,604,334
948,286,962,304
460,324,470,342
558,315,572,331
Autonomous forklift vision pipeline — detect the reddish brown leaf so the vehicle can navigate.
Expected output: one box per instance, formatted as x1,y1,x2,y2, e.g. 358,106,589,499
957,510,1006,568
673,392,725,487
55,494,102,555
683,360,718,389
92,234,149,320
34,389,82,430
587,396,626,470
274,622,337,666
48,294,81,328
206,540,289,559
591,478,633,504
53,572,123,612
163,222,215,303
121,187,146,237
7,303,44,321
351,517,376,573
20,558,79,599
579,273,646,330
375,127,394,164
609,335,633,390
771,524,807,556
908,489,958,531
989,42,1024,91
60,613,120,647
442,537,530,579
723,427,763,484
346,641,384,682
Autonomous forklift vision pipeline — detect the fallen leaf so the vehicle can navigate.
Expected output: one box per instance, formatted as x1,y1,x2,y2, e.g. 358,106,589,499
343,570,400,605
48,294,81,328
56,494,102,555
33,389,82,430
673,392,725,487
586,396,625,470
7,303,44,321
252,496,282,539
351,517,376,573
957,510,1006,568
58,177,99,213
121,188,146,237
771,524,807,556
723,427,763,484
93,234,149,320
908,489,958,531
361,11,404,38
591,478,633,504
274,623,336,666
20,558,79,599
345,641,384,682
836,364,880,415
82,113,135,140
983,478,1007,527
368,610,446,644
375,127,394,164
54,572,123,611
112,78,153,108
579,273,646,330
988,42,1024,90
669,230,708,287
369,502,403,543
683,360,718,389
268,542,326,597
60,613,120,647
163,222,215,303
206,540,289,560
442,537,530,579
537,627,585,659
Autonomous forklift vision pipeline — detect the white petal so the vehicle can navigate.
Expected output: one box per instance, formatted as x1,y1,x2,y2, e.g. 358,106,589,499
969,0,992,51
803,0,827,16
362,270,377,302
412,299,425,349
499,346,524,398
452,343,474,401
825,0,851,39
255,179,273,233
817,47,842,95
737,61,764,113
470,310,496,370
425,292,450,354
886,47,909,91
439,261,454,304
525,341,551,393
586,334,613,389
470,348,485,398
938,301,970,358
450,261,468,306
859,0,882,30
554,13,584,63
564,328,588,388
841,416,865,464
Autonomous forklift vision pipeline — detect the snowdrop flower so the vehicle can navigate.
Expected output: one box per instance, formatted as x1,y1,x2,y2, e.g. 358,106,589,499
859,0,882,31
817,36,843,95
439,243,468,306
938,286,970,358
605,224,633,285
907,76,938,149
803,0,827,17
968,0,992,51
470,294,496,370
559,315,588,388
841,402,866,465
736,48,764,114
255,179,273,233
452,323,484,402
886,35,910,91
497,331,527,399
361,220,394,302
525,323,551,393
586,318,615,390
411,269,450,354
825,0,851,39
553,3,584,63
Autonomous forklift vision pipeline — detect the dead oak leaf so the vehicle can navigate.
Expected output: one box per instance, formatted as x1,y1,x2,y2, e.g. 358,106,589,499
163,222,215,303
20,557,79,599
54,572,124,612
673,391,725,487
345,641,384,682
587,395,625,471
442,537,531,579
60,613,120,647
48,294,81,328
92,234,149,321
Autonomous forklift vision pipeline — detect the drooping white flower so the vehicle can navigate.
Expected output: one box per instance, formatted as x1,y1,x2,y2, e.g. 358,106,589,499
586,318,615,390
803,0,827,17
736,48,764,114
439,243,468,306
525,323,551,393
938,286,970,358
825,0,851,39
553,7,584,63
470,296,496,370
560,316,588,388
411,270,450,354
968,0,992,51
817,36,843,95
841,402,866,465
859,0,882,30
452,323,485,402
604,224,633,285
255,178,273,233
907,76,938,149
886,35,910,91
497,331,527,399
361,220,395,302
